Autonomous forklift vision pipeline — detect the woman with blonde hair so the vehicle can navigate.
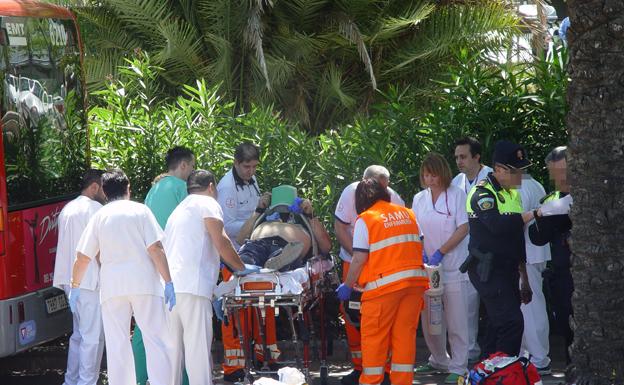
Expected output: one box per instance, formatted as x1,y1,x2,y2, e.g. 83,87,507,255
411,152,471,384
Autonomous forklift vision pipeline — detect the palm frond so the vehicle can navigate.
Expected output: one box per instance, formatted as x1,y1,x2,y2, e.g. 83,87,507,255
338,17,377,89
245,0,272,91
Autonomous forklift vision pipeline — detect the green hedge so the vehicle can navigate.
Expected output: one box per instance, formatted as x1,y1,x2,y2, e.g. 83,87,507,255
89,49,568,241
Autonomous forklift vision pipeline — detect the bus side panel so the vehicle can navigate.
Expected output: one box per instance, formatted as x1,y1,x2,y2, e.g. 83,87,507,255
4,201,67,299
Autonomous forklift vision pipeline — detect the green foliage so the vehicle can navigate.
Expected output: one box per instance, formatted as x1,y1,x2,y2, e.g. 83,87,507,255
77,0,520,132
88,53,428,225
422,46,569,186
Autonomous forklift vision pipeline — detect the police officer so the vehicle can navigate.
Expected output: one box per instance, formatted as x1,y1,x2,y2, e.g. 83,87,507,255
464,140,536,357
529,146,573,364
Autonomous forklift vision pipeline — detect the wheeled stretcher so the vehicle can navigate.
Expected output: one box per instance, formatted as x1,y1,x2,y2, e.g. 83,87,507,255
215,205,339,384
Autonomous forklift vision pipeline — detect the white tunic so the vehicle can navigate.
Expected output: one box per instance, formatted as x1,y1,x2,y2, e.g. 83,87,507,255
451,165,493,196
53,195,102,290
77,200,164,303
216,169,260,248
519,176,552,264
164,194,224,299
411,185,469,283
334,181,405,262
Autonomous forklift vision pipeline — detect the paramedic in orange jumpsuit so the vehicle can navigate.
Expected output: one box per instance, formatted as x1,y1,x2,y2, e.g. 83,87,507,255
337,178,428,385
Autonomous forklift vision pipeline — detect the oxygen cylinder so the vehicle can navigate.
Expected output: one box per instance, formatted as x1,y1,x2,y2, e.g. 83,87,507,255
424,264,444,335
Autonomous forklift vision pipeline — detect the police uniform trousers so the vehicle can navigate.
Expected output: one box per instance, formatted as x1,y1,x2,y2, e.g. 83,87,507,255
468,268,524,357
169,293,214,385
465,282,481,361
549,266,574,362
62,287,105,385
340,261,362,370
101,294,173,385
421,280,471,375
220,268,280,374
360,286,425,385
520,262,550,368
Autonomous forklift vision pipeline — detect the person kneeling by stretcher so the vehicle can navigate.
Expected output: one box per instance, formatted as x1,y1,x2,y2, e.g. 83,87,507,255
225,186,332,272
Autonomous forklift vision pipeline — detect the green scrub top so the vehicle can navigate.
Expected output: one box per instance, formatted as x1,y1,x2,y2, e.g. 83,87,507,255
144,175,188,228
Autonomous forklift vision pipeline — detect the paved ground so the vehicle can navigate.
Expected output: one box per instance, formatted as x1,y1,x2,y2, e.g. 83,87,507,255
0,332,568,385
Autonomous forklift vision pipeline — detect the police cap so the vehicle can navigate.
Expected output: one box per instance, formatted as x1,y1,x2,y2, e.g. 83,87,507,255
492,140,531,169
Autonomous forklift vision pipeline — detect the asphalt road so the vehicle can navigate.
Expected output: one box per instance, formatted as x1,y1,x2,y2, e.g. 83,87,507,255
0,334,568,385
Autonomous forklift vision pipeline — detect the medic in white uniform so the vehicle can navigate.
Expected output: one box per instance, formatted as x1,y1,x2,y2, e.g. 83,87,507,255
216,142,277,382
217,144,261,250
412,153,470,384
165,170,247,385
519,175,552,373
70,169,177,385
451,137,492,362
54,169,106,385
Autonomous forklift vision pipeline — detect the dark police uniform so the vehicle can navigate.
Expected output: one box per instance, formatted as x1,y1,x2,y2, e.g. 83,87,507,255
464,140,530,357
529,191,573,363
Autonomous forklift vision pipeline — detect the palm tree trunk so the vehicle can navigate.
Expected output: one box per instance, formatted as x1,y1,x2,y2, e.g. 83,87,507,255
566,1,624,384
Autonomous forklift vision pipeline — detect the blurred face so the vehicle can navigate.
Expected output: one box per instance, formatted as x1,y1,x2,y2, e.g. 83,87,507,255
455,144,480,174
548,158,568,192
495,165,523,189
234,159,259,182
423,171,442,190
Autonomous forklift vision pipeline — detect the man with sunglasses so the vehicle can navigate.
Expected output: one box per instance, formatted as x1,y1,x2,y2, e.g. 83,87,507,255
464,140,538,358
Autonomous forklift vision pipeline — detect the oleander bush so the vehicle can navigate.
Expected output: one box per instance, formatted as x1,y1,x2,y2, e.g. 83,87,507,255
89,48,568,228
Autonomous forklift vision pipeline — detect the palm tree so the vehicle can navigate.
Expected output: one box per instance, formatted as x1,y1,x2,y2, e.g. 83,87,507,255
75,0,519,132
565,1,624,384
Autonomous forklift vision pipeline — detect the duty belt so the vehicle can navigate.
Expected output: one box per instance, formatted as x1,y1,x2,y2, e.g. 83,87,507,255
363,269,427,291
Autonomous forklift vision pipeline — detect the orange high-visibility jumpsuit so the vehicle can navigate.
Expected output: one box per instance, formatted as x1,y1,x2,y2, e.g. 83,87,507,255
221,268,280,375
355,200,427,385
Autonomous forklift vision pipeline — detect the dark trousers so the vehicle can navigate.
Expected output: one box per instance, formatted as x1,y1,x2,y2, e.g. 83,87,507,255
548,266,574,363
469,267,524,357
238,236,288,266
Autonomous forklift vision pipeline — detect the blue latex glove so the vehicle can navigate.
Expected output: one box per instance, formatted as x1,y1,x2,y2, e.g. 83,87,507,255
212,297,224,321
265,212,281,222
68,287,80,313
429,249,444,266
336,283,353,301
288,197,304,214
422,249,429,264
234,264,261,276
164,281,176,311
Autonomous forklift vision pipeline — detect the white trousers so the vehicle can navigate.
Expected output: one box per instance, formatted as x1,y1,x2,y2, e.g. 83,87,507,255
465,281,481,361
421,280,471,375
101,295,173,385
62,287,105,385
169,293,214,385
520,262,551,368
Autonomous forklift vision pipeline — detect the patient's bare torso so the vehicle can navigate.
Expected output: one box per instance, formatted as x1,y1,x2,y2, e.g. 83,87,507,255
251,222,312,256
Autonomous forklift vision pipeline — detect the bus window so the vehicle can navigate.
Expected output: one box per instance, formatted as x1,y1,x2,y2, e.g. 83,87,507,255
0,17,87,208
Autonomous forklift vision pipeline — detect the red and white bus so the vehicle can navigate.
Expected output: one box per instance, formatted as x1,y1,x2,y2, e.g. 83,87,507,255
0,1,88,357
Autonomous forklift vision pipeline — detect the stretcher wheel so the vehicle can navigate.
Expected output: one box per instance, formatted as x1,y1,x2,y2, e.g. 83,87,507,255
320,366,328,385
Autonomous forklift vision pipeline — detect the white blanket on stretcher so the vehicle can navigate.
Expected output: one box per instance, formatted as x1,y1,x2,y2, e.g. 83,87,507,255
214,268,309,297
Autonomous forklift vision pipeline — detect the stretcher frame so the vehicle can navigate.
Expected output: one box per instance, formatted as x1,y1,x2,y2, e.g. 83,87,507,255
221,206,338,385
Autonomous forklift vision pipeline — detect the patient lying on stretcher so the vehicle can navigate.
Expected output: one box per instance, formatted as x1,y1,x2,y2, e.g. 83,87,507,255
233,188,332,272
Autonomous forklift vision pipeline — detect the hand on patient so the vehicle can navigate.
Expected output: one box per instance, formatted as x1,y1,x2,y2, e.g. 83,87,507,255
258,192,271,210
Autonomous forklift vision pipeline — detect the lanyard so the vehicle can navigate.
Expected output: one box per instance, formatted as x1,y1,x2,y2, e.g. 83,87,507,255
464,165,483,194
431,189,450,217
